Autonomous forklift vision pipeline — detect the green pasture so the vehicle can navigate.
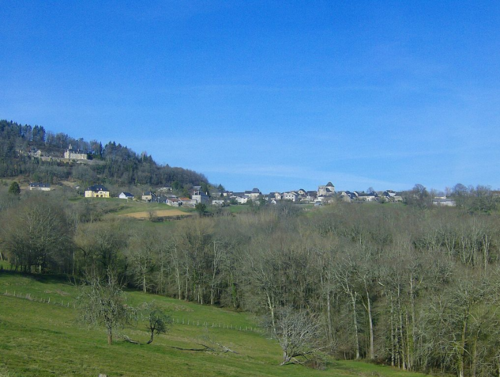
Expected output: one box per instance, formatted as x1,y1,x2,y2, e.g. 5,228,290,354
106,200,193,216
0,272,429,377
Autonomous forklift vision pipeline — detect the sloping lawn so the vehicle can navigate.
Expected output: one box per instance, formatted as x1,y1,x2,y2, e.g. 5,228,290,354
0,272,429,377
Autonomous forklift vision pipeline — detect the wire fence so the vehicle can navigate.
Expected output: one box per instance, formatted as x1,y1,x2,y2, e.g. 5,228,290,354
2,290,264,334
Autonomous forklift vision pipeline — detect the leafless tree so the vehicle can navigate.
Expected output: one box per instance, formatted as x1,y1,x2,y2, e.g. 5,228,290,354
1,195,73,273
273,306,322,365
78,270,132,345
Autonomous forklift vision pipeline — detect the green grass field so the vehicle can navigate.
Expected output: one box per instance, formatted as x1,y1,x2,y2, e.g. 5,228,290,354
111,200,192,215
0,272,429,377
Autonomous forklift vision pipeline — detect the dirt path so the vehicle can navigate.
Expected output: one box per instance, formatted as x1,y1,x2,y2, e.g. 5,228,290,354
121,209,192,219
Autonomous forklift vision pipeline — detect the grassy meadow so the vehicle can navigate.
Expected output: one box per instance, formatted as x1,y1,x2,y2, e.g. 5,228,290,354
0,271,429,377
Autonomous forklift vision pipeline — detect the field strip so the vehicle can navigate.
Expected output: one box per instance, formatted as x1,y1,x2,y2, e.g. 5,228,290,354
120,209,193,219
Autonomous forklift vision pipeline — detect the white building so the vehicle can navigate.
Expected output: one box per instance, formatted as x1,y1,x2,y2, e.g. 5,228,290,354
192,190,209,204
29,182,51,191
64,145,88,160
118,192,134,200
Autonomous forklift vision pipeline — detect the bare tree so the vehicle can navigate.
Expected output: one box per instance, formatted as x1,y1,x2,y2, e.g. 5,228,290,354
126,226,158,293
1,195,73,273
78,271,132,345
273,306,322,365
74,220,127,277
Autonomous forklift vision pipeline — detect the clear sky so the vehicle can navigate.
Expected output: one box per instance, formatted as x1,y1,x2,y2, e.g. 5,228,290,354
1,1,500,193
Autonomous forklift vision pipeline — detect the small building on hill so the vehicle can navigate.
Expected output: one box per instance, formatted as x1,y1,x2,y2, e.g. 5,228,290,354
432,197,456,207
142,191,156,202
64,144,88,160
283,191,299,202
118,192,134,200
85,185,110,198
318,182,335,197
192,190,210,204
166,198,182,207
245,188,261,200
29,182,51,191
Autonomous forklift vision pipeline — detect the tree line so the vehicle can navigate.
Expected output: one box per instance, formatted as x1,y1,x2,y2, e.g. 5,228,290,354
1,188,500,374
0,120,208,188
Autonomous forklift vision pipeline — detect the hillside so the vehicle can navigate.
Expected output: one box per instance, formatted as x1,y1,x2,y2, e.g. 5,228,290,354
0,270,428,377
0,120,208,189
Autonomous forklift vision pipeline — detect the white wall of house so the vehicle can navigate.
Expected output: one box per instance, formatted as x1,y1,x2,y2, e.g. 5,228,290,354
192,192,209,204
235,197,248,204
283,192,298,202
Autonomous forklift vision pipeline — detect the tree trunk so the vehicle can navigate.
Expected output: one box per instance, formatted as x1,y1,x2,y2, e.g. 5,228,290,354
405,311,412,370
107,328,113,345
483,233,490,270
327,290,333,342
471,336,478,377
158,257,165,295
365,287,374,359
458,316,468,377
397,286,406,370
210,241,219,305
147,330,154,344
399,308,405,369
184,265,189,300
390,298,395,367
409,273,416,370
281,351,291,365
175,265,182,299
267,292,276,333
350,291,360,359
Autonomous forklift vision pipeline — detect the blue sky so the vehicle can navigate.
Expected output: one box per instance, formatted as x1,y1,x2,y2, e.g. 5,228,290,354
1,1,500,193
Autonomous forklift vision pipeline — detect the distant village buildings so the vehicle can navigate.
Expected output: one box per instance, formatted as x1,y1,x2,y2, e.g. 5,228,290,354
118,192,134,200
192,190,210,204
317,182,335,197
75,179,457,211
85,185,109,198
29,182,51,191
64,145,88,160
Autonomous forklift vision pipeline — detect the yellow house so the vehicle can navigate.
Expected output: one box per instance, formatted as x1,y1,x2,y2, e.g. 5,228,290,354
85,184,110,198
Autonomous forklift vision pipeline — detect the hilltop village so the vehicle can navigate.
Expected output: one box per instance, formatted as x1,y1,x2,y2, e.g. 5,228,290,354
19,144,460,208
76,182,456,208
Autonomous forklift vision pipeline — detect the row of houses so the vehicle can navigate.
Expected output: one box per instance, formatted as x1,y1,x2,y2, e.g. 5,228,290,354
83,185,208,208
82,182,398,206
67,183,456,208
338,190,404,203
219,182,337,205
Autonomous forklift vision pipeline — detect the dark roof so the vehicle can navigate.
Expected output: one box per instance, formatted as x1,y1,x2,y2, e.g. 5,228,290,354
326,182,334,187
358,192,376,197
87,184,108,192
121,192,134,197
245,189,261,194
29,182,50,188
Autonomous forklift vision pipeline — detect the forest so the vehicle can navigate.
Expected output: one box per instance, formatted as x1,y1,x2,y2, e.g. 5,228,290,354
1,186,500,377
0,120,208,188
